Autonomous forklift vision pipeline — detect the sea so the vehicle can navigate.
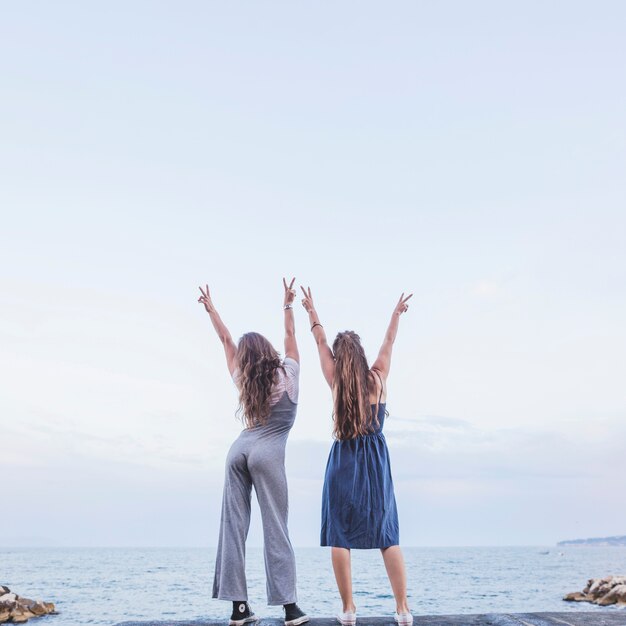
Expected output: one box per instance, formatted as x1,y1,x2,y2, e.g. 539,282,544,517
2,546,625,625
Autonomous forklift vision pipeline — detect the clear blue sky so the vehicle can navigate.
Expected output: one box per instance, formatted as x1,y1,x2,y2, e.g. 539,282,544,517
1,1,625,547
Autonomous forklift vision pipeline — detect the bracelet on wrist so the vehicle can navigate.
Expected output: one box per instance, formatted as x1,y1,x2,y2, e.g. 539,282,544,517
311,322,323,331
284,304,293,310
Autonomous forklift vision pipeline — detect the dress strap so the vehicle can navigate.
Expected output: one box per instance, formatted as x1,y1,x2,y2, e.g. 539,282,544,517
371,368,384,417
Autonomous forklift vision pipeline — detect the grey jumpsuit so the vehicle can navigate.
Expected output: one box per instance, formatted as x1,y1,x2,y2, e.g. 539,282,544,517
212,357,299,605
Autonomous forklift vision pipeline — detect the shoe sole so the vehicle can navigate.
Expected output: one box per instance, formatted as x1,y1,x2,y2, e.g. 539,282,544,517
229,616,259,626
285,617,310,626
337,617,356,626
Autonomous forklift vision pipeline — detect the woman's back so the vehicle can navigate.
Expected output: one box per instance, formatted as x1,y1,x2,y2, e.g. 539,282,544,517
234,357,300,438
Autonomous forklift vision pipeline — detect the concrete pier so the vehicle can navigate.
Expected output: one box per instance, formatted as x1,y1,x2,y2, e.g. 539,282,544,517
116,613,626,626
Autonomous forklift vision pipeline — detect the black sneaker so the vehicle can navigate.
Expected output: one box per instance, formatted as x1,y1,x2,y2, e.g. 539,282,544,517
229,601,258,626
284,603,309,626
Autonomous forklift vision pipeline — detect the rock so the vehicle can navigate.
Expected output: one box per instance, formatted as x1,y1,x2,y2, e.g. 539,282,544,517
9,607,35,623
566,575,626,607
0,590,57,621
597,583,626,606
42,602,54,612
0,594,16,609
588,576,613,597
563,591,588,602
0,593,17,613
0,587,9,596
27,601,48,617
18,598,36,609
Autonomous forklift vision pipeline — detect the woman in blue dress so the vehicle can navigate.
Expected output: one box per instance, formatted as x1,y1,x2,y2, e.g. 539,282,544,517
300,287,414,626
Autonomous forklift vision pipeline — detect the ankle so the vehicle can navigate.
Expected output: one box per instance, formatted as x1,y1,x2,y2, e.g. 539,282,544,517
232,601,250,615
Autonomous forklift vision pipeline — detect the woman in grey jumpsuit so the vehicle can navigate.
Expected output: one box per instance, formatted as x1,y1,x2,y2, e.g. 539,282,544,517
198,279,309,626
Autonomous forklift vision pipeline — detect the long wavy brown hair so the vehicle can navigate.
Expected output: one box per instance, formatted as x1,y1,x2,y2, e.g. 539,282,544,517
235,332,284,428
331,331,380,440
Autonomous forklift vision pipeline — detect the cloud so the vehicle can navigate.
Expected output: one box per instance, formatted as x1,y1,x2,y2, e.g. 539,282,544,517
285,412,626,487
0,411,215,472
384,412,626,484
392,414,472,429
4,412,625,547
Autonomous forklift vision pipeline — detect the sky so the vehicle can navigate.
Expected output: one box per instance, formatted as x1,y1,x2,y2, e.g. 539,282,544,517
1,1,625,548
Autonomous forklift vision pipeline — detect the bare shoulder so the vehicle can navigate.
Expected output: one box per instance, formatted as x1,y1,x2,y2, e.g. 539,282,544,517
369,367,387,403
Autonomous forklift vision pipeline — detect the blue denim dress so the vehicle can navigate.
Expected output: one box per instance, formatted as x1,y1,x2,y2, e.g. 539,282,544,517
320,403,400,549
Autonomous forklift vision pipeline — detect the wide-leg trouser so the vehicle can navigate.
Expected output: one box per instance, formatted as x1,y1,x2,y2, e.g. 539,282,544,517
212,436,297,605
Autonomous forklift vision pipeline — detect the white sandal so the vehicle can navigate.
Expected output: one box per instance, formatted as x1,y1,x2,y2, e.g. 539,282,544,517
336,608,357,626
394,611,413,625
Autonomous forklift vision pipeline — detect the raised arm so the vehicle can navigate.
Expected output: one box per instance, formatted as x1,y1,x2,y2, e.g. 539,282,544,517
283,277,299,362
197,284,238,376
371,292,413,379
300,286,334,387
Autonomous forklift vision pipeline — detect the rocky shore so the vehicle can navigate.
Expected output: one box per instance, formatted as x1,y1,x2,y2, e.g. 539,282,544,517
564,575,626,607
0,587,56,623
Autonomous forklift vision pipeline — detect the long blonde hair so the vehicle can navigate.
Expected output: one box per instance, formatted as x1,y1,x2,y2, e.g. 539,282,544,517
236,332,283,428
331,331,379,440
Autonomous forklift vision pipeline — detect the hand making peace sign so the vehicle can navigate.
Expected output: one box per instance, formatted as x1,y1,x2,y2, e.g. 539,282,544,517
283,277,296,307
300,286,315,313
197,284,216,314
393,292,413,315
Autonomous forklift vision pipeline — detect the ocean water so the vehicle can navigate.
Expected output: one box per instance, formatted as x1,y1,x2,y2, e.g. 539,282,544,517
2,546,625,625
